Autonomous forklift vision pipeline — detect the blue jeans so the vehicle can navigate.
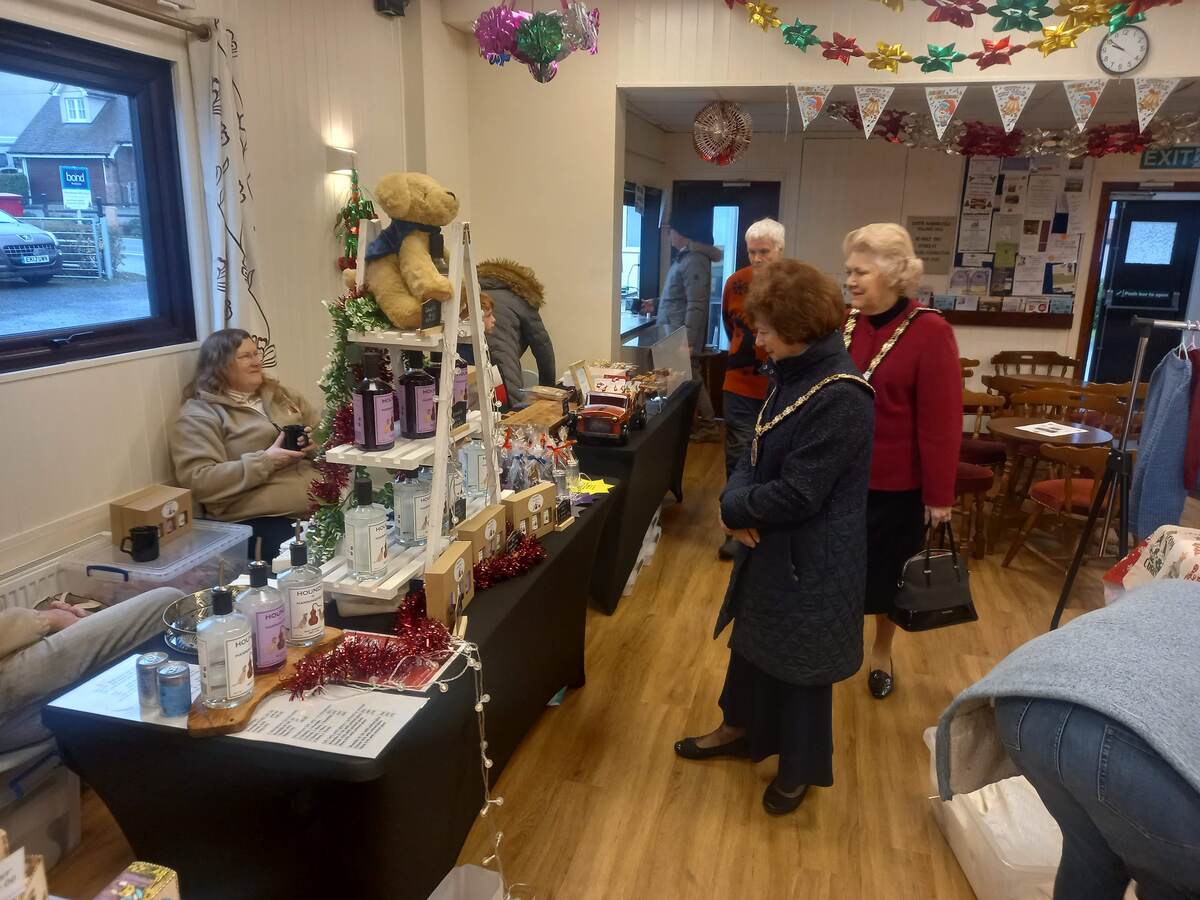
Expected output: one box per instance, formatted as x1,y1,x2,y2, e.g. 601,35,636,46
995,698,1200,900
722,391,763,478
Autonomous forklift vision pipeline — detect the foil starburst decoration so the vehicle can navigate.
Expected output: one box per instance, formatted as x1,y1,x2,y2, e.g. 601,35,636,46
746,1,782,30
1031,18,1087,55
866,40,913,73
781,19,821,50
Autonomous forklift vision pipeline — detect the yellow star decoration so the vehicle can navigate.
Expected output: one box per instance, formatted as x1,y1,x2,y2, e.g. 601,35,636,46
872,0,904,10
1031,19,1087,56
746,1,782,30
866,41,913,73
1052,0,1113,29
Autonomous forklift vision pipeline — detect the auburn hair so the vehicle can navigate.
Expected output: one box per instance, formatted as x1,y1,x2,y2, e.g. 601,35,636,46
744,259,844,345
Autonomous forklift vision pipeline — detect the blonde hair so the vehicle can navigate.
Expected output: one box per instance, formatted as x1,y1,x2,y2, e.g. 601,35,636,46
842,223,925,296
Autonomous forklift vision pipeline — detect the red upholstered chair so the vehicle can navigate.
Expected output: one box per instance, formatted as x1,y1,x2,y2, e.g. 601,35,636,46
961,390,1007,468
1001,445,1126,570
955,461,996,559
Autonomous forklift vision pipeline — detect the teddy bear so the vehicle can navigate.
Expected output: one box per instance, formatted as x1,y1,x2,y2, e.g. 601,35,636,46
361,172,460,329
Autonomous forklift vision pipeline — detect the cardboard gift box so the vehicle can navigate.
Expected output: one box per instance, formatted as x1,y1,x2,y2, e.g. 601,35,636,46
109,484,192,547
0,829,47,900
503,483,556,540
425,541,476,630
456,504,506,565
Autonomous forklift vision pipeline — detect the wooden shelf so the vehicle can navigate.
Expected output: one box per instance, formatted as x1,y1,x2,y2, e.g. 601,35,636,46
943,311,1074,329
348,324,473,350
324,411,481,470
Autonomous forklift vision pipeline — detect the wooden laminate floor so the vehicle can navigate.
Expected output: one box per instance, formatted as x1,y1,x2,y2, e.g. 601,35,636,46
50,441,1196,899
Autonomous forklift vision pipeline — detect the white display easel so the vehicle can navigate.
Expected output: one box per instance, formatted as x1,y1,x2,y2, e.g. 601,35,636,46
319,221,503,606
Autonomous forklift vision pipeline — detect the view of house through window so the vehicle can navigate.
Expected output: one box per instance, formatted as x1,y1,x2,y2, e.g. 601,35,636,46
0,70,151,338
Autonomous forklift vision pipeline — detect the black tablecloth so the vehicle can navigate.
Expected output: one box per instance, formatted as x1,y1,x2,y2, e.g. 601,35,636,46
43,486,616,900
576,380,699,614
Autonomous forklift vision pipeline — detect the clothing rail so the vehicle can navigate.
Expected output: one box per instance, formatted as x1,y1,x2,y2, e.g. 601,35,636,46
1051,315,1200,629
86,0,211,40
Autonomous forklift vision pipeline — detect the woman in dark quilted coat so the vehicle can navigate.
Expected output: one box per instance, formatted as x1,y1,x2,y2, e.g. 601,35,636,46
674,260,875,816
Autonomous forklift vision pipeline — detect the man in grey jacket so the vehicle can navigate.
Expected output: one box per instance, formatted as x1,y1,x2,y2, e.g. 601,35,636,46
937,580,1200,900
659,220,722,442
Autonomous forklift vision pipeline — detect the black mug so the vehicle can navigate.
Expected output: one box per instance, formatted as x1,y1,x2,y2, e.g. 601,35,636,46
120,525,160,562
280,424,307,452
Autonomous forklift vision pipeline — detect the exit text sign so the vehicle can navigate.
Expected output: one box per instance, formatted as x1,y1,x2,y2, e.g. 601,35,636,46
1141,147,1200,170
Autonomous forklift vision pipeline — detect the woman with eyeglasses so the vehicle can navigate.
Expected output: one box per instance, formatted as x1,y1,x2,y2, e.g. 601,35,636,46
171,329,319,560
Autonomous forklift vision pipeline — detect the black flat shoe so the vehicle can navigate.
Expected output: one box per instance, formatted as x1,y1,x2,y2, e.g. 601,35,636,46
868,662,894,700
674,735,749,760
718,538,739,560
763,780,809,815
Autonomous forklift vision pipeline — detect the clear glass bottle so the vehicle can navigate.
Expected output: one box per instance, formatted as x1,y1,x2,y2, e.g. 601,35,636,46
345,474,389,580
197,582,254,709
459,437,488,500
552,452,569,502
396,352,437,439
278,534,324,647
235,560,286,673
393,472,426,547
352,350,395,451
415,466,434,543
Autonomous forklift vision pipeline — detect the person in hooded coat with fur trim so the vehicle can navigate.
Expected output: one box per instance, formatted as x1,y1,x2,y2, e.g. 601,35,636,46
474,257,557,409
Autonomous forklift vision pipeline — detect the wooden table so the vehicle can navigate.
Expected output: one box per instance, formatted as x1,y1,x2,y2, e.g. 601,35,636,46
986,417,1113,540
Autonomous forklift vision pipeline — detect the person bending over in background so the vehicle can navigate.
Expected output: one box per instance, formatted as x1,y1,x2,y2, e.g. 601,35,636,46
718,217,785,561
842,223,961,701
675,259,874,816
476,257,555,409
171,329,319,561
659,217,722,443
0,588,182,753
938,580,1200,900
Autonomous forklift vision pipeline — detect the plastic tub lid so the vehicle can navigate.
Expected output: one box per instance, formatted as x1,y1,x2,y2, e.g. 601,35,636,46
57,520,252,583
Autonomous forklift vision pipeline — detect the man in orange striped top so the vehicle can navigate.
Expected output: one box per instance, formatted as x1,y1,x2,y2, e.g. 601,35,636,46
719,218,785,560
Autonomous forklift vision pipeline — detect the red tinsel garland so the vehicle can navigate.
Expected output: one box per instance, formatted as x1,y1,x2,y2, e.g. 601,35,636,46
958,122,1026,158
473,534,548,590
307,403,354,511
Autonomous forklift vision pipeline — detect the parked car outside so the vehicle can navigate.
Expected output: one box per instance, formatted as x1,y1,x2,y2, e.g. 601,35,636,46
0,210,61,284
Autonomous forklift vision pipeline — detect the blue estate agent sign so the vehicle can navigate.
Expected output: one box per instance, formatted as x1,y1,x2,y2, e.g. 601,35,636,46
1141,147,1200,170
59,165,92,210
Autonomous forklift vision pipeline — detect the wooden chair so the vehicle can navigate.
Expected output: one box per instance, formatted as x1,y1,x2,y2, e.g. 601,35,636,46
960,357,981,387
981,373,1031,405
956,390,1007,558
991,350,1080,379
1002,445,1126,570
961,390,1007,464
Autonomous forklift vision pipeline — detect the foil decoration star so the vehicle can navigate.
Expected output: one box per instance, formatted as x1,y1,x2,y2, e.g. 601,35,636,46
971,35,1027,68
872,0,905,10
1030,18,1087,54
1107,2,1148,30
1126,0,1181,15
913,42,968,73
866,41,913,73
986,0,1054,32
820,32,866,64
923,0,988,28
1053,0,1114,29
781,19,821,50
746,1,782,30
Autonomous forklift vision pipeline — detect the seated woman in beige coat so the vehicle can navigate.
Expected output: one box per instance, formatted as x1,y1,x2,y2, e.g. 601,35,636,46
171,329,319,560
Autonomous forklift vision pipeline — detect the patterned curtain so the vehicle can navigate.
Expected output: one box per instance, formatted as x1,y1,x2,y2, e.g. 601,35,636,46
188,17,276,367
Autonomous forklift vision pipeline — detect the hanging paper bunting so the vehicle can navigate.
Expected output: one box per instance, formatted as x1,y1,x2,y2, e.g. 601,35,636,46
1063,79,1106,132
855,85,895,139
926,85,967,140
794,84,833,130
1134,77,1179,132
993,82,1035,133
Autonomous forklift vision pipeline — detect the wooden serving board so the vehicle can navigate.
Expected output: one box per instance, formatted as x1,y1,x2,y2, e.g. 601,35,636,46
501,398,572,431
187,627,344,737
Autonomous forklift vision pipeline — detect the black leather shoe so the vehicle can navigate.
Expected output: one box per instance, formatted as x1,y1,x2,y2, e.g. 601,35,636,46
718,538,739,560
763,780,809,815
674,735,749,760
868,663,894,699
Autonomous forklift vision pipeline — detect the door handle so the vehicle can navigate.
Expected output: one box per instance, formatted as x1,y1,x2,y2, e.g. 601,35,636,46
1104,289,1114,307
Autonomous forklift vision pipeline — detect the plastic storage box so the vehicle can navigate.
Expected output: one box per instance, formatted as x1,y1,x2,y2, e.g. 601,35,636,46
0,745,81,871
57,520,252,605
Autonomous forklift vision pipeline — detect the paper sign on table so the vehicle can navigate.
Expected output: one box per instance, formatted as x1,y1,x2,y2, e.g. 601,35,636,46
0,847,24,900
1016,422,1087,437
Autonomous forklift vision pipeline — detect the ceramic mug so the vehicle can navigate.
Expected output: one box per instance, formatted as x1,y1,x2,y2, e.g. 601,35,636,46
280,424,307,452
120,525,160,563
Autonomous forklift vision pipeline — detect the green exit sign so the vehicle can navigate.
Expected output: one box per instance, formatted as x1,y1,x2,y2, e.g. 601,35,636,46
1141,146,1200,169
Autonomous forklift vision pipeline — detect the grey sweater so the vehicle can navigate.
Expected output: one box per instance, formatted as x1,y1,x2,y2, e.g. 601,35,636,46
936,580,1200,800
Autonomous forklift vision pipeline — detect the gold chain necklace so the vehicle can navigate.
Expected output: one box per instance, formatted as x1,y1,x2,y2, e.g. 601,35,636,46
842,307,935,382
751,373,873,466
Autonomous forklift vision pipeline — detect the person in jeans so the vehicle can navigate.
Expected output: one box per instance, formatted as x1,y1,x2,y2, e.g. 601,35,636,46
0,588,183,753
937,580,1200,900
718,218,784,560
658,218,722,442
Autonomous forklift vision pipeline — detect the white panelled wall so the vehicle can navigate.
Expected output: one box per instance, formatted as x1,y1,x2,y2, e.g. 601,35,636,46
0,0,409,570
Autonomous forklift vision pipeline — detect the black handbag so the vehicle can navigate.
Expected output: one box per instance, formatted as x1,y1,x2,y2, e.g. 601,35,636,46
889,523,978,632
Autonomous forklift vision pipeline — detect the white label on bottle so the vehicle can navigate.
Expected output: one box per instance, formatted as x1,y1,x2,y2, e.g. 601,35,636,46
287,582,325,641
367,521,389,573
224,632,254,700
414,495,432,535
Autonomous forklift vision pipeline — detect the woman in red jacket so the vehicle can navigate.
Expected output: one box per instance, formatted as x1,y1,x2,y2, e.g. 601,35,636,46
842,223,962,700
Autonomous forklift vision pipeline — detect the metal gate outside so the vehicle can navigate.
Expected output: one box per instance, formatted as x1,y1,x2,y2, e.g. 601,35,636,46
16,216,113,279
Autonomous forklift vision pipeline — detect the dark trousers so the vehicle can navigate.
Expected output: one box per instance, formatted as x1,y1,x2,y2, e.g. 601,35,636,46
995,698,1200,900
722,391,764,478
240,516,298,563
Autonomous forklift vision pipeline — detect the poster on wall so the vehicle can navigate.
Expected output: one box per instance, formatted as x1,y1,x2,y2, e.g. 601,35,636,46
905,215,957,275
1026,175,1062,220
958,212,992,252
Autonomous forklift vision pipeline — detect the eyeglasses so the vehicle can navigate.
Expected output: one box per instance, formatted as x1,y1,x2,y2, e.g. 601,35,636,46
235,349,263,362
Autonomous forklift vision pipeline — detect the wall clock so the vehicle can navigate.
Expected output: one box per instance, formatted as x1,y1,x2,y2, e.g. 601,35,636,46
1097,25,1149,76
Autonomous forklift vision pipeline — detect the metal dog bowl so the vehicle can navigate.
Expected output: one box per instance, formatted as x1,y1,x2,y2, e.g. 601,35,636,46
162,589,214,655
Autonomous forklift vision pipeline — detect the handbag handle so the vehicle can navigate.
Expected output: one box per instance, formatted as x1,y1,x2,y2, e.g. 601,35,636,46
922,522,962,583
